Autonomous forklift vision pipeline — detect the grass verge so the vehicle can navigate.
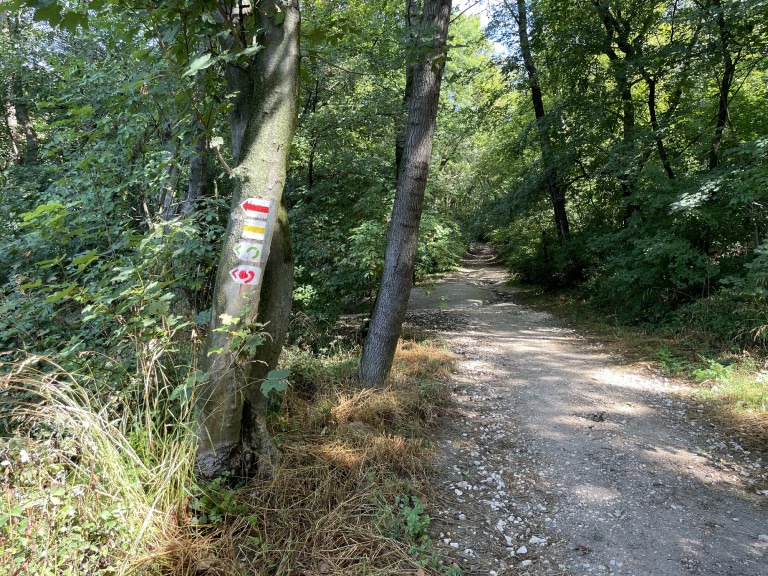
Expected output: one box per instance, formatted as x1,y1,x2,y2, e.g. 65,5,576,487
1,357,193,576
164,335,456,575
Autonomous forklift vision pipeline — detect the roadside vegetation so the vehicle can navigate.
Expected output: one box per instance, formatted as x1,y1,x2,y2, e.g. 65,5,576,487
1,333,456,575
2,0,768,573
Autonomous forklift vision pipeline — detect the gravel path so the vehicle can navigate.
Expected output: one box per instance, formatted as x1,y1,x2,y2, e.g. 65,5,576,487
406,246,768,576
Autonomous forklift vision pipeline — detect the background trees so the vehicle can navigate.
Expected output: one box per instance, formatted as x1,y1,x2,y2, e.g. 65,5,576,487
483,0,768,343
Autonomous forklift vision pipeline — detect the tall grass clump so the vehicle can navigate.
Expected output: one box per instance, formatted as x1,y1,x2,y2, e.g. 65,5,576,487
0,355,197,575
1,328,457,576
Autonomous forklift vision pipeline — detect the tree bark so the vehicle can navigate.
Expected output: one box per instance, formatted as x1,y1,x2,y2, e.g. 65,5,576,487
2,11,37,166
645,72,674,180
13,78,38,164
196,0,299,480
512,0,570,242
158,145,180,221
3,86,22,166
355,0,452,388
708,0,735,171
181,131,208,217
395,0,420,176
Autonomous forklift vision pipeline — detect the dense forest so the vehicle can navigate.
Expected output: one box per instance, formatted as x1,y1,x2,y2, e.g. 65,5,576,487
1,0,766,573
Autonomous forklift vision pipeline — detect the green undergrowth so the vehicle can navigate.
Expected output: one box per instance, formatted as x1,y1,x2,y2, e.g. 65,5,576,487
1,330,458,576
507,280,768,421
0,358,195,576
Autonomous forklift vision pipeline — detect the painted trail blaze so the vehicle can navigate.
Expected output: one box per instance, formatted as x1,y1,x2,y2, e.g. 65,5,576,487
241,198,272,219
229,265,262,286
242,201,270,214
233,242,264,264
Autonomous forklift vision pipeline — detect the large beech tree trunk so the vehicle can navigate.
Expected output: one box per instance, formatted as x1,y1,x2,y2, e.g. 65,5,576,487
196,0,299,480
356,0,452,388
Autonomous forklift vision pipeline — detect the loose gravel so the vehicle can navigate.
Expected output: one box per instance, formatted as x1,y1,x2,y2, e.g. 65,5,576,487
406,247,768,576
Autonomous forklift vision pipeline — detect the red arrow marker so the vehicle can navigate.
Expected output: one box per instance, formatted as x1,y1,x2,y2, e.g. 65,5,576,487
242,201,269,214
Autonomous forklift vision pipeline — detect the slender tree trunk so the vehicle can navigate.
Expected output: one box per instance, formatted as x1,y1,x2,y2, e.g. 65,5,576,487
513,0,570,242
356,0,452,388
2,12,25,166
395,0,420,176
708,2,734,171
4,89,22,166
158,145,180,221
593,0,642,218
645,73,674,180
13,78,38,164
181,132,208,217
196,0,299,479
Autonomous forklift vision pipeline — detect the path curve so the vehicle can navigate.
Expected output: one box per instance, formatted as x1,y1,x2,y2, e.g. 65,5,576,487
406,246,768,576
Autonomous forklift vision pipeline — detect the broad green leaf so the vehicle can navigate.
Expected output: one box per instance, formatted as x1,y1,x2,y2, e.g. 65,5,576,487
261,378,288,396
45,282,78,303
241,44,264,57
183,53,214,77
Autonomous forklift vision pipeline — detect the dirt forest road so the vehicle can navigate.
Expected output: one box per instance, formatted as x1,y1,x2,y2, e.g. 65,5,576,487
406,245,768,576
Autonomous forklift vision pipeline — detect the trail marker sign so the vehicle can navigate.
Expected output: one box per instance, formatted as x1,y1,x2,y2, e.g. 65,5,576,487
229,198,277,290
229,265,262,286
233,241,264,264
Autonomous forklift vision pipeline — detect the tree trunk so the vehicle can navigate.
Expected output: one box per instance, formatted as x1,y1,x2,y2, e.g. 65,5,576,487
644,72,674,180
513,0,570,242
196,0,299,480
0,11,22,165
356,0,452,389
395,0,420,176
158,146,180,221
13,78,38,164
181,131,208,218
3,87,22,166
708,1,734,171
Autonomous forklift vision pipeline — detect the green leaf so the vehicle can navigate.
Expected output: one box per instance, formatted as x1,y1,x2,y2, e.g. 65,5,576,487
45,282,78,303
194,309,211,325
261,369,290,396
60,11,87,33
241,44,264,57
72,250,98,273
183,53,213,77
261,378,287,396
33,3,62,27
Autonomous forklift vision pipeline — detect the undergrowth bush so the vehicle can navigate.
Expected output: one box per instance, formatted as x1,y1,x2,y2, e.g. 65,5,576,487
1,357,196,575
1,330,457,575
160,336,456,576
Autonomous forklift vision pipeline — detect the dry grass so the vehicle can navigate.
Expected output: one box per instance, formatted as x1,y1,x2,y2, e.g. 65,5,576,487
0,358,193,576
157,337,456,576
